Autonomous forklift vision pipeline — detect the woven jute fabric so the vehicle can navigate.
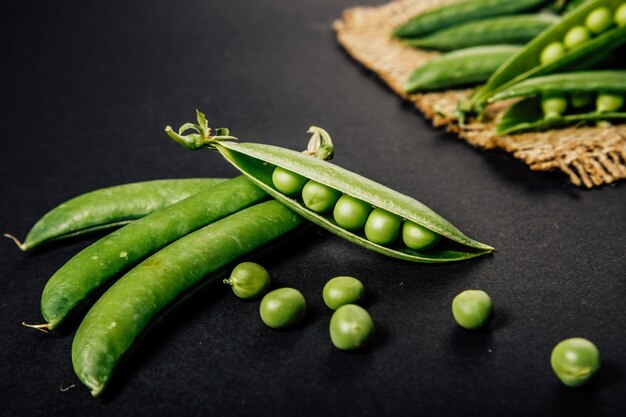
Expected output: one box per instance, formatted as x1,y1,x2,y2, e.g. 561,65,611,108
334,0,626,188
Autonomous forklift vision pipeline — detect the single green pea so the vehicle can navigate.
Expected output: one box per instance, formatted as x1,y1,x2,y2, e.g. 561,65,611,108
272,166,308,197
570,92,594,109
551,338,601,387
323,276,364,310
333,195,372,231
402,221,440,250
301,180,342,213
540,41,565,65
585,6,613,34
616,3,626,27
451,290,493,330
223,262,270,300
596,93,624,113
563,25,590,49
259,288,306,329
364,208,402,245
329,304,375,351
541,94,568,119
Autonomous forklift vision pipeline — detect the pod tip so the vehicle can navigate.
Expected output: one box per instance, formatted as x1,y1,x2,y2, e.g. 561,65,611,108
3,233,25,251
21,322,51,333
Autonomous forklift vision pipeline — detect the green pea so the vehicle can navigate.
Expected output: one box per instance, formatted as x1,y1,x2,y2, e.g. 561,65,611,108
451,290,493,330
301,180,342,213
539,41,565,65
272,166,308,197
563,25,590,50
364,208,402,245
402,221,440,250
551,338,601,387
223,262,270,300
585,6,613,34
333,195,372,231
329,304,375,351
616,3,626,27
541,94,568,119
323,276,365,310
569,92,594,109
596,93,624,113
259,288,306,329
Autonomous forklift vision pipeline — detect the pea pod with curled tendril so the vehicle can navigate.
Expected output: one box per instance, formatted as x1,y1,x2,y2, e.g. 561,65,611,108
167,111,493,262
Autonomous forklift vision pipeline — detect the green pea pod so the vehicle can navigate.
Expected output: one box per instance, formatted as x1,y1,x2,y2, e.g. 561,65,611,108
72,200,304,396
490,70,626,101
393,0,549,38
7,178,226,251
39,176,267,330
166,113,493,262
404,45,522,93
471,0,626,108
404,14,559,52
496,96,626,134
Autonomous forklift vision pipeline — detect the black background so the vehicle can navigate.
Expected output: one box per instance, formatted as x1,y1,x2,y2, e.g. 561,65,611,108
2,1,625,416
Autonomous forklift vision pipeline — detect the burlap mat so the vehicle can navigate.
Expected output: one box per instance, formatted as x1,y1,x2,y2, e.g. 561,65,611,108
334,0,626,188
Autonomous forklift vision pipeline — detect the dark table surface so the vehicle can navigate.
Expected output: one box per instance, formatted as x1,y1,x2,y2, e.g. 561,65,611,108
2,1,625,416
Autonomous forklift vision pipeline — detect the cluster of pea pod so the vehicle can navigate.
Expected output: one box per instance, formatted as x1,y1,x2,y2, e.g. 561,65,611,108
395,0,626,134
12,112,491,397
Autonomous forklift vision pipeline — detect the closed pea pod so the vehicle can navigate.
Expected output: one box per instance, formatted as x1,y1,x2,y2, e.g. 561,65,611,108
167,112,493,263
38,175,268,330
404,45,522,93
393,0,549,38
72,200,305,396
6,178,226,251
404,14,559,52
471,0,626,109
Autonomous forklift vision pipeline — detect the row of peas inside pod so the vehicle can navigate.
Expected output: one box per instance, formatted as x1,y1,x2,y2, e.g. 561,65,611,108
271,167,440,251
225,263,374,351
541,3,626,64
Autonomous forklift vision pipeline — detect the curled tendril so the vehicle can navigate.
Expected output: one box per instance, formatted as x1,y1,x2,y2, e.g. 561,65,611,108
304,126,334,160
165,109,237,150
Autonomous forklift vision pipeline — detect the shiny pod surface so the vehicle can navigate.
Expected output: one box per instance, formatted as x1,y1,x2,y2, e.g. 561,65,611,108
393,0,548,38
490,70,626,101
16,178,226,251
213,140,493,262
471,0,626,108
405,14,559,52
72,200,304,396
41,176,267,329
404,45,522,93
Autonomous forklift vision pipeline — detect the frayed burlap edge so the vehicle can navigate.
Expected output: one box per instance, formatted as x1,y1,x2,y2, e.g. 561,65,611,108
333,0,626,188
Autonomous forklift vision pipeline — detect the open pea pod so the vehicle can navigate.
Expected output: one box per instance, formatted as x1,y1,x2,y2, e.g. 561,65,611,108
214,142,492,262
471,0,626,109
165,113,493,263
493,71,626,134
496,99,626,135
